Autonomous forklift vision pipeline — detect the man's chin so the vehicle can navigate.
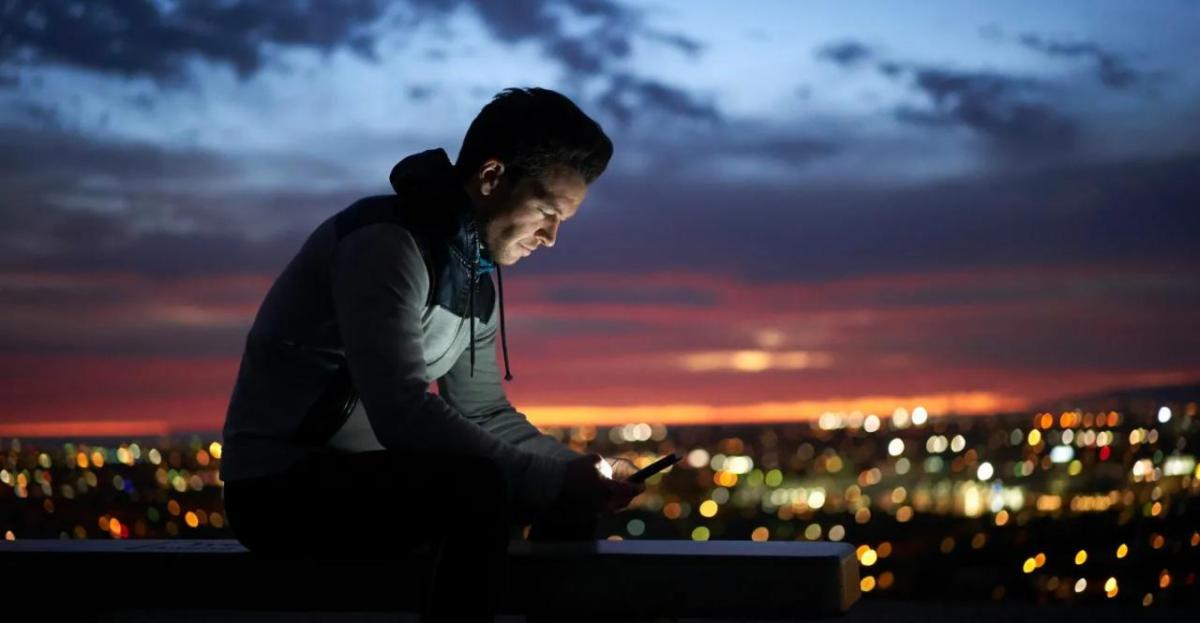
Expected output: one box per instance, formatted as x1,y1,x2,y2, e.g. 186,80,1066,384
496,253,522,266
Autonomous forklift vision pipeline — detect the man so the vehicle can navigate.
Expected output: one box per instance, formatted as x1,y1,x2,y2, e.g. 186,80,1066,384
219,87,643,621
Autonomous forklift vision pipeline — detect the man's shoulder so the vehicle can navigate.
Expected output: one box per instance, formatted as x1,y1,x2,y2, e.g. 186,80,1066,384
329,196,442,287
332,194,454,248
331,195,402,240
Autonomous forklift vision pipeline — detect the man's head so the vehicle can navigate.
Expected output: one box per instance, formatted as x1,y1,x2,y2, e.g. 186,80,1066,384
457,87,612,266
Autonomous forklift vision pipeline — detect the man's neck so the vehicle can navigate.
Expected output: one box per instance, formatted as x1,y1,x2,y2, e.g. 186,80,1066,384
462,180,488,221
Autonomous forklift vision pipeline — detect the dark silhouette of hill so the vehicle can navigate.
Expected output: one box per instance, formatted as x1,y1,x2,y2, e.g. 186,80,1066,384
1038,381,1200,413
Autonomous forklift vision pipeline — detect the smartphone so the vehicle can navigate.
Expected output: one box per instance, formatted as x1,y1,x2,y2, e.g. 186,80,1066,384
626,453,682,483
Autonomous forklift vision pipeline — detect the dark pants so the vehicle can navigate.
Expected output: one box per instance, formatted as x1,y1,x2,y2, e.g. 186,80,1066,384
222,450,596,622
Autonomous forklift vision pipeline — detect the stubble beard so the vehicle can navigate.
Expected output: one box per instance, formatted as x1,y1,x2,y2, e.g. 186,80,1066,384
485,221,527,266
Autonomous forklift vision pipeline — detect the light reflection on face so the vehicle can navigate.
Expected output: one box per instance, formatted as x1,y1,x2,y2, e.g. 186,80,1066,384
479,164,587,266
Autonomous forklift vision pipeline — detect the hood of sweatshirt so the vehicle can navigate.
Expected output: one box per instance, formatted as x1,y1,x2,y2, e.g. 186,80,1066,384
389,148,469,230
388,148,499,275
389,148,458,196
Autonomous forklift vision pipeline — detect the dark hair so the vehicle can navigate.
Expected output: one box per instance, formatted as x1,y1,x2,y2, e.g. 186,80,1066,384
455,87,613,186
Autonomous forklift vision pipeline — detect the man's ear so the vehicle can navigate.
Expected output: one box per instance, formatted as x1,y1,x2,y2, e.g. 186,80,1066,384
478,159,506,197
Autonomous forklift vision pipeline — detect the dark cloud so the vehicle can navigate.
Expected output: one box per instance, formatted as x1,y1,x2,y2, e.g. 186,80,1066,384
641,29,704,56
407,84,436,100
830,272,1200,311
464,0,566,46
461,0,713,123
0,124,235,184
849,322,1200,382
52,228,295,278
878,302,1200,372
596,73,720,125
526,152,1200,284
5,115,1192,297
815,40,1079,154
562,0,626,19
544,35,609,75
453,0,703,77
505,316,650,338
1,0,715,124
544,285,717,307
907,68,1033,104
1018,33,1139,90
0,272,257,355
0,123,357,278
1,193,303,279
878,61,903,77
638,128,839,171
896,67,1077,151
8,100,62,127
735,136,838,164
816,40,873,67
580,122,838,180
0,0,390,82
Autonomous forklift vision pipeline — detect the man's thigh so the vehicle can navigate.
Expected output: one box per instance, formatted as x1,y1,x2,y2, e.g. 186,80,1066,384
228,450,512,555
311,450,510,528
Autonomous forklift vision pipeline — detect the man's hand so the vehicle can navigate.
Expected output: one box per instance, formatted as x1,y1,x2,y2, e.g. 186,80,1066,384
530,454,645,542
606,456,639,482
556,453,645,515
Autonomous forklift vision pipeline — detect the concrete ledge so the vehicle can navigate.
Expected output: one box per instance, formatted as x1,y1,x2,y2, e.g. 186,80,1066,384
1,539,859,619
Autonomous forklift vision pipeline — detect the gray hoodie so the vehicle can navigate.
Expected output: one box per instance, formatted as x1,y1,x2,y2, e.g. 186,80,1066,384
220,148,583,522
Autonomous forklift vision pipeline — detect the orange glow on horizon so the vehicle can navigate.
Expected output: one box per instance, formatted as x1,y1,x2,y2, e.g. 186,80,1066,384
0,392,1025,437
523,391,1027,427
0,420,172,438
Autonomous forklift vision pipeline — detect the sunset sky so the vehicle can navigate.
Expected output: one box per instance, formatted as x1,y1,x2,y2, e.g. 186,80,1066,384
1,1,1198,436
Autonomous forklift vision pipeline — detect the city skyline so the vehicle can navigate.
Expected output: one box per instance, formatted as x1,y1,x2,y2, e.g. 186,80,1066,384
3,397,1197,608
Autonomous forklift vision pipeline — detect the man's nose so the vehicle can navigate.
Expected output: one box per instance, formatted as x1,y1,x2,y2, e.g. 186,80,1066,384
538,220,560,247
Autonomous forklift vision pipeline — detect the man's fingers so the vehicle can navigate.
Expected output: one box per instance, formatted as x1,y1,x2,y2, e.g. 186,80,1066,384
607,457,638,480
600,478,644,499
602,478,641,493
606,490,640,512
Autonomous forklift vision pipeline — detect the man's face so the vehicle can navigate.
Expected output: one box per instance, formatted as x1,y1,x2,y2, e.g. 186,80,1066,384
479,164,587,266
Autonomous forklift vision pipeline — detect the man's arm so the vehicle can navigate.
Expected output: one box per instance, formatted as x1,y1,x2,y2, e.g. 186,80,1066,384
332,223,567,519
436,285,584,463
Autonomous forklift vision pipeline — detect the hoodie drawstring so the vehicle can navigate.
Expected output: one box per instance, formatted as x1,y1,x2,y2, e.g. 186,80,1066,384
467,259,514,381
496,264,513,381
467,220,479,377
468,269,476,377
